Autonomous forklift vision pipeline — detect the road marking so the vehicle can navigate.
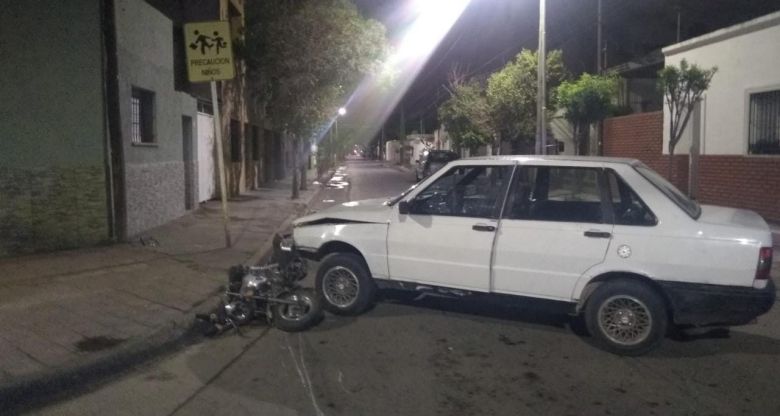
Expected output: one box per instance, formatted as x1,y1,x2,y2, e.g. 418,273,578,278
285,334,325,416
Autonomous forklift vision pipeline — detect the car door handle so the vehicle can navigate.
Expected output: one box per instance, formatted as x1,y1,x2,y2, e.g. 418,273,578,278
472,224,496,232
584,230,611,238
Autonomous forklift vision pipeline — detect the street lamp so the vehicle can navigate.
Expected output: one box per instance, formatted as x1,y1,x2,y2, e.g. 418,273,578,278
338,107,347,116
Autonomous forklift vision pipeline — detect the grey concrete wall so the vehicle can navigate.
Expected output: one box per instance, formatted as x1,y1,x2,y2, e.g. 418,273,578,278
115,0,198,236
0,0,109,256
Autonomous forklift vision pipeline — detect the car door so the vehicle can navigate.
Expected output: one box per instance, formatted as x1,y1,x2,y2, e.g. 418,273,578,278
387,164,514,292
491,165,613,300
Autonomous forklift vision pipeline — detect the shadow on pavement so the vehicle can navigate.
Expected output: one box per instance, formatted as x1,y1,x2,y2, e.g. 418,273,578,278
310,289,780,358
309,289,574,335
654,327,780,357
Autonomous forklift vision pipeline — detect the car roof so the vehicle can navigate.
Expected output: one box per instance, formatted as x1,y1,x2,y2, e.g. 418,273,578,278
456,155,641,166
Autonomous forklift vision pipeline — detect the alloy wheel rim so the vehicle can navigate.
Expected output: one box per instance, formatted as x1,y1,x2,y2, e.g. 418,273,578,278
322,266,360,308
597,295,653,346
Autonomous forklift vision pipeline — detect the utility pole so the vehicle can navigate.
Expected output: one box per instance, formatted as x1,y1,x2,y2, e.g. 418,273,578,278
399,104,406,164
535,0,547,155
596,0,604,156
597,0,603,73
676,6,682,42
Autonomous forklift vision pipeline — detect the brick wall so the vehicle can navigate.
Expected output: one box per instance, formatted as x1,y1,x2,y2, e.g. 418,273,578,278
603,111,780,223
697,156,780,223
603,111,689,192
0,166,110,257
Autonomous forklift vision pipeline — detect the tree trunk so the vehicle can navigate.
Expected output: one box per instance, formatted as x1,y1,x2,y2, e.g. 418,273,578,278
291,135,300,200
573,124,580,156
299,139,307,191
577,123,590,156
668,147,675,186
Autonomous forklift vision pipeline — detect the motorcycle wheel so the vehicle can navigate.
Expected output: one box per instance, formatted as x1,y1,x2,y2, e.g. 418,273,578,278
272,289,323,332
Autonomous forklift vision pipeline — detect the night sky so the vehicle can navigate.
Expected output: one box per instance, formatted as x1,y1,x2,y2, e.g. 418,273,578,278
353,0,780,134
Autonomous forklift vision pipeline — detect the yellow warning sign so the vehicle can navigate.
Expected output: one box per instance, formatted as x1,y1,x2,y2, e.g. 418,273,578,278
184,21,235,82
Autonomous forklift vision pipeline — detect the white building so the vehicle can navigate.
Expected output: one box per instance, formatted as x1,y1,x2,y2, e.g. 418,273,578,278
662,11,780,156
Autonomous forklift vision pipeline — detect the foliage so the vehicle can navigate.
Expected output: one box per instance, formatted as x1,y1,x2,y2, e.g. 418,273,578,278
438,80,493,151
556,73,618,154
246,0,386,135
245,0,387,195
658,59,717,156
485,49,566,146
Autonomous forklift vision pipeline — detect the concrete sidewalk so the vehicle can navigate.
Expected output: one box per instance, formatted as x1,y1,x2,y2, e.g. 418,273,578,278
0,175,323,412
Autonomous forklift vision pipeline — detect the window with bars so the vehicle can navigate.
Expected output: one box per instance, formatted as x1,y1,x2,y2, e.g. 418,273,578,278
748,89,780,155
131,88,155,144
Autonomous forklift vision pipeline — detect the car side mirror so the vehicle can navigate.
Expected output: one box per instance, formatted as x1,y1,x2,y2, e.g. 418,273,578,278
398,200,410,215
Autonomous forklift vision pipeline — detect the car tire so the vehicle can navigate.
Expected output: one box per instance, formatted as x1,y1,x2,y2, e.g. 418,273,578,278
584,279,668,356
316,253,376,316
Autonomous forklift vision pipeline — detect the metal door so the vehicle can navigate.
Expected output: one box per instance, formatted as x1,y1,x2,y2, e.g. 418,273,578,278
197,112,216,202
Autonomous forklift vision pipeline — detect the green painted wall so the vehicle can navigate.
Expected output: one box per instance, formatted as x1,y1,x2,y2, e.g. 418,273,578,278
0,0,109,256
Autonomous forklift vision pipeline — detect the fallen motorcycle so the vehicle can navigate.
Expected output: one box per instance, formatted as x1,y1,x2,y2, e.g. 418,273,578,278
196,234,323,334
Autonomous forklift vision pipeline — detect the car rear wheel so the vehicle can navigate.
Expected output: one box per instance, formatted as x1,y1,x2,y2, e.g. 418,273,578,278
316,253,375,315
584,279,668,356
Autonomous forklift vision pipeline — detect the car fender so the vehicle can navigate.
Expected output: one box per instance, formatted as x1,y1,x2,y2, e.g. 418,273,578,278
571,263,658,303
294,222,390,278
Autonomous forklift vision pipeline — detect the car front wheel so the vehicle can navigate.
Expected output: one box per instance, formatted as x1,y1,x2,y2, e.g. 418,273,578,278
316,253,376,315
584,279,668,356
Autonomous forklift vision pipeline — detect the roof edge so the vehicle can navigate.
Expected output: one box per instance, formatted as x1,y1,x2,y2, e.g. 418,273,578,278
663,11,780,56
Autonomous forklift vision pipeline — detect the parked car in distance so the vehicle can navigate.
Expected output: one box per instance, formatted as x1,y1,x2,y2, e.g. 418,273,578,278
292,156,775,355
415,150,459,181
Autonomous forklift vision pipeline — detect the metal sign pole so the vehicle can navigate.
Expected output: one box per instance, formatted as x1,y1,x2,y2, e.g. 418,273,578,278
210,80,232,247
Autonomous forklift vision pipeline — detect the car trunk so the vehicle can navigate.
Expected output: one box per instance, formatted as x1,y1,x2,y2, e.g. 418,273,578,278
697,205,770,234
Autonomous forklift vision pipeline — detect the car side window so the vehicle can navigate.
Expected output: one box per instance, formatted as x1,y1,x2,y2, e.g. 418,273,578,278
504,166,605,223
606,170,657,226
411,165,513,218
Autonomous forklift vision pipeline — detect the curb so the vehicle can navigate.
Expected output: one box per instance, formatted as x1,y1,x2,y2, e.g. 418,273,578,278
0,180,326,415
0,301,216,415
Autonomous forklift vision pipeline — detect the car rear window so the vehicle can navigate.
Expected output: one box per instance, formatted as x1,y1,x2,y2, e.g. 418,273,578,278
634,164,701,219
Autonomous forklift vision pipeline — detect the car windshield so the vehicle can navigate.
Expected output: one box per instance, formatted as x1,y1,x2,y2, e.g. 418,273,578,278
386,183,418,206
635,164,701,219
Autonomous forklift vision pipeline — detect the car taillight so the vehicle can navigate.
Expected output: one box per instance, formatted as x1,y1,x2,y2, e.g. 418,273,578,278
756,247,773,280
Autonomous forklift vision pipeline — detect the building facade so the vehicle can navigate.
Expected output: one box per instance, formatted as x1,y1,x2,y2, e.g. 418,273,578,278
603,11,780,223
0,0,282,256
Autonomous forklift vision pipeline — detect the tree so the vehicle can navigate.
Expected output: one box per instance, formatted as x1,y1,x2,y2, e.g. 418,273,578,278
438,79,493,153
658,59,717,179
556,73,618,155
486,49,566,152
245,0,387,198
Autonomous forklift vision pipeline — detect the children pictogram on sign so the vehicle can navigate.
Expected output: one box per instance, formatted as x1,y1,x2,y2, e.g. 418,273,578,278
212,32,228,54
189,30,228,55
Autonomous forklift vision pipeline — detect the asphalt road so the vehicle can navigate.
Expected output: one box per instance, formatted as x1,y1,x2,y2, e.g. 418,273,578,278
35,160,780,416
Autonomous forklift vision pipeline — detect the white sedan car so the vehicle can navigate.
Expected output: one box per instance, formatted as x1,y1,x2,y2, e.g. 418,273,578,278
292,156,775,355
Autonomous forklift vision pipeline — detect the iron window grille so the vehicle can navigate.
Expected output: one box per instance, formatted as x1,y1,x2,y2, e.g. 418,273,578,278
748,89,780,155
131,87,155,144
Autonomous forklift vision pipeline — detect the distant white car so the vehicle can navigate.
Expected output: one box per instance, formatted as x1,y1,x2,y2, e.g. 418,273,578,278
292,156,775,355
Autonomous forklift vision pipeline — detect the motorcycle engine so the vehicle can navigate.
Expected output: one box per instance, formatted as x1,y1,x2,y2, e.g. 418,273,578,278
241,271,269,297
